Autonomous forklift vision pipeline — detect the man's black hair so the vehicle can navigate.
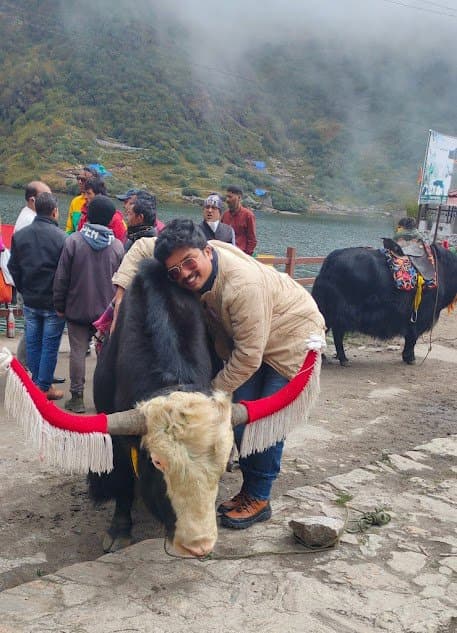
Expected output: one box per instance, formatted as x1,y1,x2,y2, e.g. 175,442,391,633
24,183,39,201
397,217,417,230
85,177,107,196
87,195,116,226
226,184,243,196
132,197,157,226
35,192,58,217
136,190,157,210
154,218,207,263
83,166,99,177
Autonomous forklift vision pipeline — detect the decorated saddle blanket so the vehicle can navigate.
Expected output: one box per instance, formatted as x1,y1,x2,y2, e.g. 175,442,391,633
381,244,437,291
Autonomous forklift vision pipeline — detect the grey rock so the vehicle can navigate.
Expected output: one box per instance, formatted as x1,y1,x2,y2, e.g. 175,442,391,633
289,516,344,548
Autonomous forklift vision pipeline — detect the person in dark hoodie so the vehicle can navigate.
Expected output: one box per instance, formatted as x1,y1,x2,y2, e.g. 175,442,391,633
9,192,66,400
54,195,124,413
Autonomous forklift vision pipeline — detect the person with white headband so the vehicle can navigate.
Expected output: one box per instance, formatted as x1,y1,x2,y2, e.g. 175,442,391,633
199,193,236,245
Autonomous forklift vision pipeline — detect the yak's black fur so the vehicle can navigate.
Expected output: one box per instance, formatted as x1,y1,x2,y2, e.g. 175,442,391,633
90,258,213,547
312,245,457,365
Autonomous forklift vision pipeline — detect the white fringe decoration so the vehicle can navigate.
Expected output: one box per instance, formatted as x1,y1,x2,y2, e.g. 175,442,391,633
4,368,113,474
240,353,321,457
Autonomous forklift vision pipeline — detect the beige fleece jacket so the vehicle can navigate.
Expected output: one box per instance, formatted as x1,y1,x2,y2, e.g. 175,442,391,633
112,236,156,289
203,242,325,393
112,238,325,394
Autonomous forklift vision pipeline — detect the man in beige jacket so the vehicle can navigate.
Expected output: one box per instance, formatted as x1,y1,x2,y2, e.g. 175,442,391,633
112,218,325,528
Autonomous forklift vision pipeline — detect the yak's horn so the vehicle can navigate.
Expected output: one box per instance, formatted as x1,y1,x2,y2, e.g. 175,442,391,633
231,403,249,427
107,409,147,435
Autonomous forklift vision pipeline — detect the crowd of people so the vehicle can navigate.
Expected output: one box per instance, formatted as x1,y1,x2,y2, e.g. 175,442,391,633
6,168,327,529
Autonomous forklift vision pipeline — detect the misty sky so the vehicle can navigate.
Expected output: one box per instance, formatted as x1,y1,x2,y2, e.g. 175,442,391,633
152,0,457,49
65,0,457,50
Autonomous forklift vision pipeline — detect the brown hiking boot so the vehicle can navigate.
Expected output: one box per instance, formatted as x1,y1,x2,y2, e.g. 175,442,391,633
220,495,272,529
44,386,64,401
64,392,85,414
217,490,248,515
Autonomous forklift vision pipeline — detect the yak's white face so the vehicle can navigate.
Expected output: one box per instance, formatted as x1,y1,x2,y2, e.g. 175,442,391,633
140,390,233,557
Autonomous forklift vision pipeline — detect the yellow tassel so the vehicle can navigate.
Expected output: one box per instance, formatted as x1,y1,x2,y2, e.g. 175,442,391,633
413,274,425,313
130,447,139,479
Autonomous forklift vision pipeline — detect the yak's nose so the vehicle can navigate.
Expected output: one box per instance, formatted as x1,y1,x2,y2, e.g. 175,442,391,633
175,538,215,559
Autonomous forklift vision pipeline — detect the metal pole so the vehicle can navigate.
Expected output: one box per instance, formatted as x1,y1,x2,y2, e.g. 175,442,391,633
432,205,442,244
418,129,432,206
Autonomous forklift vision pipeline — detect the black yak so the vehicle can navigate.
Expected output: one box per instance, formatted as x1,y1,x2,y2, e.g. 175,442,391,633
312,245,457,366
91,258,234,557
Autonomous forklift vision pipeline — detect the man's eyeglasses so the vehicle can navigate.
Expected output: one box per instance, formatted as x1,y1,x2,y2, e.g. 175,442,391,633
77,176,86,183
167,255,200,281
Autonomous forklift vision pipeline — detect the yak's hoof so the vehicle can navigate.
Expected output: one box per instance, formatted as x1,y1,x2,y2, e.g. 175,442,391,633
102,532,133,553
403,357,416,365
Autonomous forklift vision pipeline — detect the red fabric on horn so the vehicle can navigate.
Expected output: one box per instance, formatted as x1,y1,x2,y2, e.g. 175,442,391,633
239,350,318,423
11,358,108,433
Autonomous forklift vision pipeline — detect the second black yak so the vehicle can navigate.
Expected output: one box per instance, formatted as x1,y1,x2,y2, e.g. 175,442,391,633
312,245,457,365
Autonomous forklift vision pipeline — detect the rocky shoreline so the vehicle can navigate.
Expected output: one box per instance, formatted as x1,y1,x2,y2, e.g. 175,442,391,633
182,194,392,218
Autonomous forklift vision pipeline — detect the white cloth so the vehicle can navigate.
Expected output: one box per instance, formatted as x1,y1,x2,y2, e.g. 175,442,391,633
305,333,327,351
14,206,35,233
0,249,14,286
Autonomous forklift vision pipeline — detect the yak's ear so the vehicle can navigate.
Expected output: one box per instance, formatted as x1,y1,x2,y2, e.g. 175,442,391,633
149,450,168,473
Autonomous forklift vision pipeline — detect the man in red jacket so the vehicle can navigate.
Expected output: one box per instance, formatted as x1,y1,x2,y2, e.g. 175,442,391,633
221,185,257,255
77,178,127,243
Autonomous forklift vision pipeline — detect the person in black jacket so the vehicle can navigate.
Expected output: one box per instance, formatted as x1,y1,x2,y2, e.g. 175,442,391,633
124,195,157,252
8,192,66,400
199,193,236,245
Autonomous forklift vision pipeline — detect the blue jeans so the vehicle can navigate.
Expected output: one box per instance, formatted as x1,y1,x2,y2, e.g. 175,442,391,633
23,306,65,392
233,363,288,500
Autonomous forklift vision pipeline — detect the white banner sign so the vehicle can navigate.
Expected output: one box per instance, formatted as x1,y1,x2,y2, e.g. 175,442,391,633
419,129,457,204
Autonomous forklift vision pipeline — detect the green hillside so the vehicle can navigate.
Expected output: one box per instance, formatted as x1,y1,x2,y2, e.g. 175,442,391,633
1,0,456,211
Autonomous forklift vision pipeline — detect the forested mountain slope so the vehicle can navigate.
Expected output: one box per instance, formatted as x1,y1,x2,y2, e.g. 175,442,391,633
1,0,455,210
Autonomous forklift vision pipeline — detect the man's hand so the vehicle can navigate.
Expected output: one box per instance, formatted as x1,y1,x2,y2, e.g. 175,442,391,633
110,286,125,334
56,311,65,318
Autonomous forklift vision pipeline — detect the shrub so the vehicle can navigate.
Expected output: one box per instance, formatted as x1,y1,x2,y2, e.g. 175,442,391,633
270,191,308,213
184,148,203,164
182,187,200,196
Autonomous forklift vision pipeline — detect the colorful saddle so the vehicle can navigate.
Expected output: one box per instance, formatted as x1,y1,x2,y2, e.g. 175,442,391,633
381,239,437,291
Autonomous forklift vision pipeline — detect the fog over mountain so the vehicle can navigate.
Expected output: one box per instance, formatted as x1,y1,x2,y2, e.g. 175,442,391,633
65,0,456,59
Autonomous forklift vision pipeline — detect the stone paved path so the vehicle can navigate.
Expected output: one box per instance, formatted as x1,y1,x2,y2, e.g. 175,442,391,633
1,434,456,633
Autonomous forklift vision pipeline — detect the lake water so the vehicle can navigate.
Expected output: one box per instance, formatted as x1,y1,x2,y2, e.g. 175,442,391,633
0,186,394,264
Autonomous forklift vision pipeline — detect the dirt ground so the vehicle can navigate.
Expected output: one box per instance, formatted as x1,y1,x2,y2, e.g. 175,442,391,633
0,310,456,591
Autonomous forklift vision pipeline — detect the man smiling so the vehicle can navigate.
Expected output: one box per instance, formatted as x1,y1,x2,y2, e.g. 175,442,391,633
153,219,325,529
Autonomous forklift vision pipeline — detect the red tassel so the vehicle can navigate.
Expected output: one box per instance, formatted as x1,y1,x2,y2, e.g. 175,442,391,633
10,358,108,433
239,350,318,423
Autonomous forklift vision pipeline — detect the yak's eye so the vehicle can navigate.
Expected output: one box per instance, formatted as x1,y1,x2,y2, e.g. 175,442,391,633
151,455,165,472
